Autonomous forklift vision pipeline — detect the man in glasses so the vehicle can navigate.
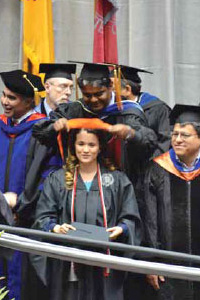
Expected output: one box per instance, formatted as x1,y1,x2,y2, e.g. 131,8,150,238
140,104,200,300
35,63,76,116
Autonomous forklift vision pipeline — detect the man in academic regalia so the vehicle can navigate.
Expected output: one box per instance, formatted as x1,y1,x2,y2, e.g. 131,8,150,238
33,62,158,186
119,65,171,156
0,69,62,300
142,104,200,300
35,63,76,116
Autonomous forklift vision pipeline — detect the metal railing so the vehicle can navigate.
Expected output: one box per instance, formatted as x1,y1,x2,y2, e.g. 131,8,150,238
0,227,200,282
0,225,200,264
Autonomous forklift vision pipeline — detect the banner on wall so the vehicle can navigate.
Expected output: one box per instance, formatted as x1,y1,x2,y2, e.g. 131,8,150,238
93,0,118,64
22,0,55,75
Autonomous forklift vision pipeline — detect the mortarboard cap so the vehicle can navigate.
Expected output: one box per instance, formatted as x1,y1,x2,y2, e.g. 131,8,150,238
120,65,153,84
39,63,76,82
68,61,110,81
68,61,122,109
170,104,200,125
67,222,110,242
0,69,44,98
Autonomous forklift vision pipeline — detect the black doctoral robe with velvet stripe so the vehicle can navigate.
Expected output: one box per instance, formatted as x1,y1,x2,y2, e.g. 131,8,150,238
142,154,200,300
32,167,141,300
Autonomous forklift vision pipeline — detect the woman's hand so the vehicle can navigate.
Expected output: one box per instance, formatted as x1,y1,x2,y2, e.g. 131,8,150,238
53,118,69,132
107,226,123,240
146,275,165,290
3,192,17,208
53,223,76,234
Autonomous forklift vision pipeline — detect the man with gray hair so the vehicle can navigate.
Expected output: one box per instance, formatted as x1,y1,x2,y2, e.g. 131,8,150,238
35,63,76,116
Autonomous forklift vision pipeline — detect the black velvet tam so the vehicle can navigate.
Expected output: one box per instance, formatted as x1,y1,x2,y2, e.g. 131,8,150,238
0,69,44,97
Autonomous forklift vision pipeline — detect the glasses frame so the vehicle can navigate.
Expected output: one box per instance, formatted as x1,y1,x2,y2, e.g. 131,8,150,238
49,82,74,92
171,132,198,140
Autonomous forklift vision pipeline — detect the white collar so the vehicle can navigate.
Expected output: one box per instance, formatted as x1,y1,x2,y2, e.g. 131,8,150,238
108,91,115,106
176,149,200,171
43,98,52,117
12,109,35,124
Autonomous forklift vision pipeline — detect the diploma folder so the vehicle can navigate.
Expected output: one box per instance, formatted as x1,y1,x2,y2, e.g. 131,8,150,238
67,222,109,242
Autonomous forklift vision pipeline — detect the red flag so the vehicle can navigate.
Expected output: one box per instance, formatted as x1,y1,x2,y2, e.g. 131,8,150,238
93,0,118,64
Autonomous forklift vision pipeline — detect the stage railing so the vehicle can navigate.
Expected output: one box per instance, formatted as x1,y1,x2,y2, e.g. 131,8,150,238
0,225,199,264
0,226,200,282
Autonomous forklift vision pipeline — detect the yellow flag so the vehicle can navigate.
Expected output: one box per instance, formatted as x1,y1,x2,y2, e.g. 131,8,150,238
23,0,55,75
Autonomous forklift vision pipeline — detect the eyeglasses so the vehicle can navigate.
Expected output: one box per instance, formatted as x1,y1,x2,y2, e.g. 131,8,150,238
171,132,198,140
49,82,74,92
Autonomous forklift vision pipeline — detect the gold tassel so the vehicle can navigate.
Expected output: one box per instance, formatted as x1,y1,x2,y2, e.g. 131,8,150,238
23,74,40,105
113,66,122,110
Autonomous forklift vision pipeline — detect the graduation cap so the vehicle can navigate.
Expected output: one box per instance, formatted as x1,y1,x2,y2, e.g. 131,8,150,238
68,61,122,109
170,104,200,125
67,222,110,242
120,65,153,84
68,61,110,81
0,69,44,98
39,63,76,82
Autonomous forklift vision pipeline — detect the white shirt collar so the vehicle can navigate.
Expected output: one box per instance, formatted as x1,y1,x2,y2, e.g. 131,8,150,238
43,98,52,117
176,149,200,171
12,109,35,124
108,91,115,106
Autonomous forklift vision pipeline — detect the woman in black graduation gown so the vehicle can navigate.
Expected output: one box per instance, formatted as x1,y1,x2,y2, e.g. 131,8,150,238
34,126,141,300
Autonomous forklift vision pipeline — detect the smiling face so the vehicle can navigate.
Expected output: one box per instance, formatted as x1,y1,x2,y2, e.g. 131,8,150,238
81,85,112,112
171,123,200,165
1,87,31,119
75,130,100,166
45,77,74,110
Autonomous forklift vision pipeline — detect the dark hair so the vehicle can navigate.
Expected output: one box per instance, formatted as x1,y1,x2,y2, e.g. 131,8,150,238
69,128,115,167
65,128,115,189
179,122,200,138
77,77,111,89
121,79,141,96
21,95,36,109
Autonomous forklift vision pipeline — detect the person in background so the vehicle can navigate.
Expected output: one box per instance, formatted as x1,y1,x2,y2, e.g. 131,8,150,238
0,69,62,300
34,124,141,300
119,65,171,155
35,63,76,116
142,104,200,300
110,65,171,300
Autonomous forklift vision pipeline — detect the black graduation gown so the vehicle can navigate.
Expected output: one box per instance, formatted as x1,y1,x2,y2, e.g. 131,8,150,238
138,93,171,156
142,160,200,300
33,167,141,300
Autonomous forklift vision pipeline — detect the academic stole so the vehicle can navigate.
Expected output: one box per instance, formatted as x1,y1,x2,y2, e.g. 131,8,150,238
71,164,110,277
